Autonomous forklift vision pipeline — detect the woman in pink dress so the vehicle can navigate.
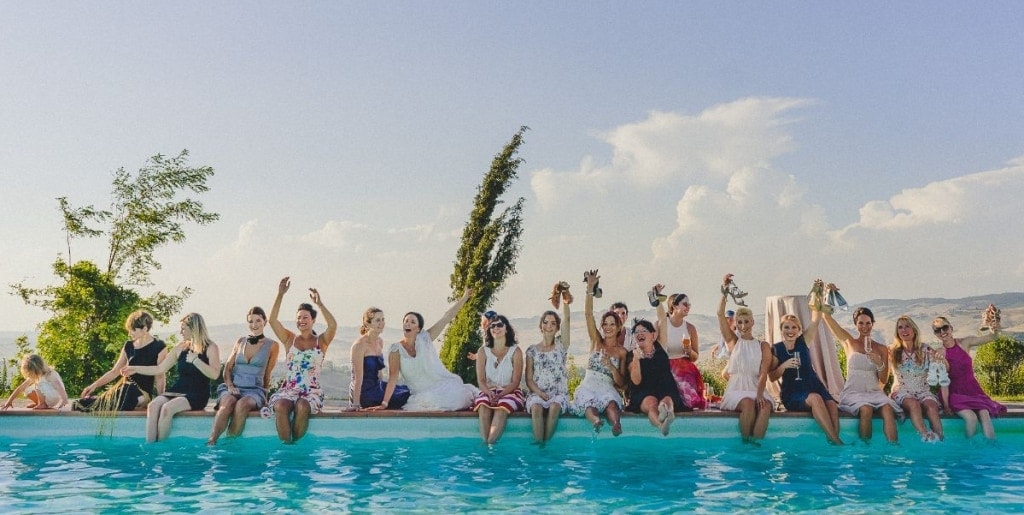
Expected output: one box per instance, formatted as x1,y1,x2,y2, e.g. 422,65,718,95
660,293,705,410
932,315,1006,440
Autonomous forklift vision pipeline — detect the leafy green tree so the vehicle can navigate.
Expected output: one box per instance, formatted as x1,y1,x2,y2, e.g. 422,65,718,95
975,335,1024,396
9,150,218,394
440,127,528,383
0,336,33,396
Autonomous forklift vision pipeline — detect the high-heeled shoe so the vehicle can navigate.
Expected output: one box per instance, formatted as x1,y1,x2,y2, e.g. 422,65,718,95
559,282,573,306
549,282,563,309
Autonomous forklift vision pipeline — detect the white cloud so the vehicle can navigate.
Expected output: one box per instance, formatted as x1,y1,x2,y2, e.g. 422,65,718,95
298,220,368,251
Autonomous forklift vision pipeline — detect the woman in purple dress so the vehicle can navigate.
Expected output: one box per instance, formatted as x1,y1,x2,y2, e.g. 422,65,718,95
932,315,1006,440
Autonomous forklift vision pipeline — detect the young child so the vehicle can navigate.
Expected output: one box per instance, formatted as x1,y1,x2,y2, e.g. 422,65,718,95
2,354,69,410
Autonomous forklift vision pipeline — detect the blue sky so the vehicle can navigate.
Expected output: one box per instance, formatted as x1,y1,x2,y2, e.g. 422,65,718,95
2,3,1022,332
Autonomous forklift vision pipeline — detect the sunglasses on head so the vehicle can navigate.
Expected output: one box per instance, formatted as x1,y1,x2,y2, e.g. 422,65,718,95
933,325,951,334
489,322,505,329
482,310,499,321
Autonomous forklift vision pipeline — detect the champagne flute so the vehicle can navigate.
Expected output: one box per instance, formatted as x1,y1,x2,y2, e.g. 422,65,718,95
793,351,802,381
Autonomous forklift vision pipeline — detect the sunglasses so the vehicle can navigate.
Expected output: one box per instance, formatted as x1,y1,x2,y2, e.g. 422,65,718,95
482,310,499,321
933,325,951,334
489,322,505,329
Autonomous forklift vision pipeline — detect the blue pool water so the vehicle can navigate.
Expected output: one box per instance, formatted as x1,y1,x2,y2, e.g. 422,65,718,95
2,433,1023,513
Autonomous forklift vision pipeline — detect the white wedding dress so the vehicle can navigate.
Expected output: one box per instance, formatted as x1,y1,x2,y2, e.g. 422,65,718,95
389,331,479,411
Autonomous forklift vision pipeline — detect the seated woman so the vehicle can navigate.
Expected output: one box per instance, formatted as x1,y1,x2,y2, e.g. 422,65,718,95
472,314,525,445
768,295,844,445
572,270,627,435
625,286,682,436
821,304,902,443
349,307,410,411
267,277,338,443
716,274,773,444
207,307,280,445
384,290,478,411
525,293,572,446
889,315,943,442
662,293,705,410
933,315,1006,439
123,312,221,443
2,354,68,410
76,310,167,412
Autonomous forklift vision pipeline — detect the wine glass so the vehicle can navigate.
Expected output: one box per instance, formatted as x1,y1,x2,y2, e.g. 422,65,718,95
793,351,802,381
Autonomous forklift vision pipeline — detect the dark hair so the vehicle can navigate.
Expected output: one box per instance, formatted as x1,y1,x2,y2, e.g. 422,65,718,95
125,310,154,332
632,319,655,334
539,310,561,330
611,302,628,313
405,312,425,331
484,315,517,348
248,306,267,321
297,303,318,319
853,307,875,323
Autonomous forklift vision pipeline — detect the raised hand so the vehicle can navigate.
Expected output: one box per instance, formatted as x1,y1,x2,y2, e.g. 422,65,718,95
278,277,291,295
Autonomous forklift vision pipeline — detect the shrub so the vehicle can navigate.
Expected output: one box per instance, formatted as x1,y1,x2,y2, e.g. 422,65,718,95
975,335,1024,396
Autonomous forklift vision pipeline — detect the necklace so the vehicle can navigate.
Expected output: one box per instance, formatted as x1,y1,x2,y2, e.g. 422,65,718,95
635,345,653,359
247,334,264,345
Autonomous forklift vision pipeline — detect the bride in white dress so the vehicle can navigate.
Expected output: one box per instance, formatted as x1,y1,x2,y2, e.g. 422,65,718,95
383,290,479,411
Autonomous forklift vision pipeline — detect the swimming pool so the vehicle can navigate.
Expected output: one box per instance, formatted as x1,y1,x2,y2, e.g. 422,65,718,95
2,415,1023,512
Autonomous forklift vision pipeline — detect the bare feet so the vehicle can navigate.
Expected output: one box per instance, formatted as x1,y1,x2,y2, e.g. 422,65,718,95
592,419,604,434
612,421,622,437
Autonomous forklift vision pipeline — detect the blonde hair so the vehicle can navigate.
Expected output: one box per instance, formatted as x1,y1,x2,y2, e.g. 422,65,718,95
20,354,49,380
181,313,214,353
734,307,754,320
779,314,802,332
360,307,383,335
890,315,923,366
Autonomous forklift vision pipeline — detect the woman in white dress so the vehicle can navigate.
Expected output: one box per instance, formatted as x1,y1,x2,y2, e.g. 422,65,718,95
716,274,773,444
383,290,479,411
571,269,627,435
524,295,572,446
822,305,902,443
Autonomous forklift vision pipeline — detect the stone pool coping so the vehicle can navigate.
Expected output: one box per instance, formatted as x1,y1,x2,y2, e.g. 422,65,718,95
2,405,1021,440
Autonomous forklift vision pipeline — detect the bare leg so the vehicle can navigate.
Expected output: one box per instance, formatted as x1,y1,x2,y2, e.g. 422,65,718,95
544,404,561,441
530,405,544,444
607,402,623,436
487,410,510,444
292,399,312,442
736,398,755,441
958,409,979,438
478,405,495,443
275,399,295,443
208,395,238,445
584,407,603,432
902,398,927,438
922,399,944,440
641,396,660,428
146,397,170,443
27,391,41,408
806,394,843,445
857,405,874,441
156,397,192,442
228,397,258,437
880,405,898,443
658,397,675,436
978,409,996,440
753,399,771,440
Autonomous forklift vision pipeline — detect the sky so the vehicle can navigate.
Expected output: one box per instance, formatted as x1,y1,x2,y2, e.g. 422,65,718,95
1,3,1022,334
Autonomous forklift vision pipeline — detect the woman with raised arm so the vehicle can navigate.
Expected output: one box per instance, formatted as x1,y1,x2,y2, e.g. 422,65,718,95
207,307,280,445
662,292,705,410
123,313,222,443
625,284,682,436
384,290,478,411
266,277,338,443
932,315,1006,439
349,307,410,411
768,287,844,445
472,313,525,445
821,303,901,443
889,315,943,442
571,270,627,436
716,274,773,444
525,288,572,446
